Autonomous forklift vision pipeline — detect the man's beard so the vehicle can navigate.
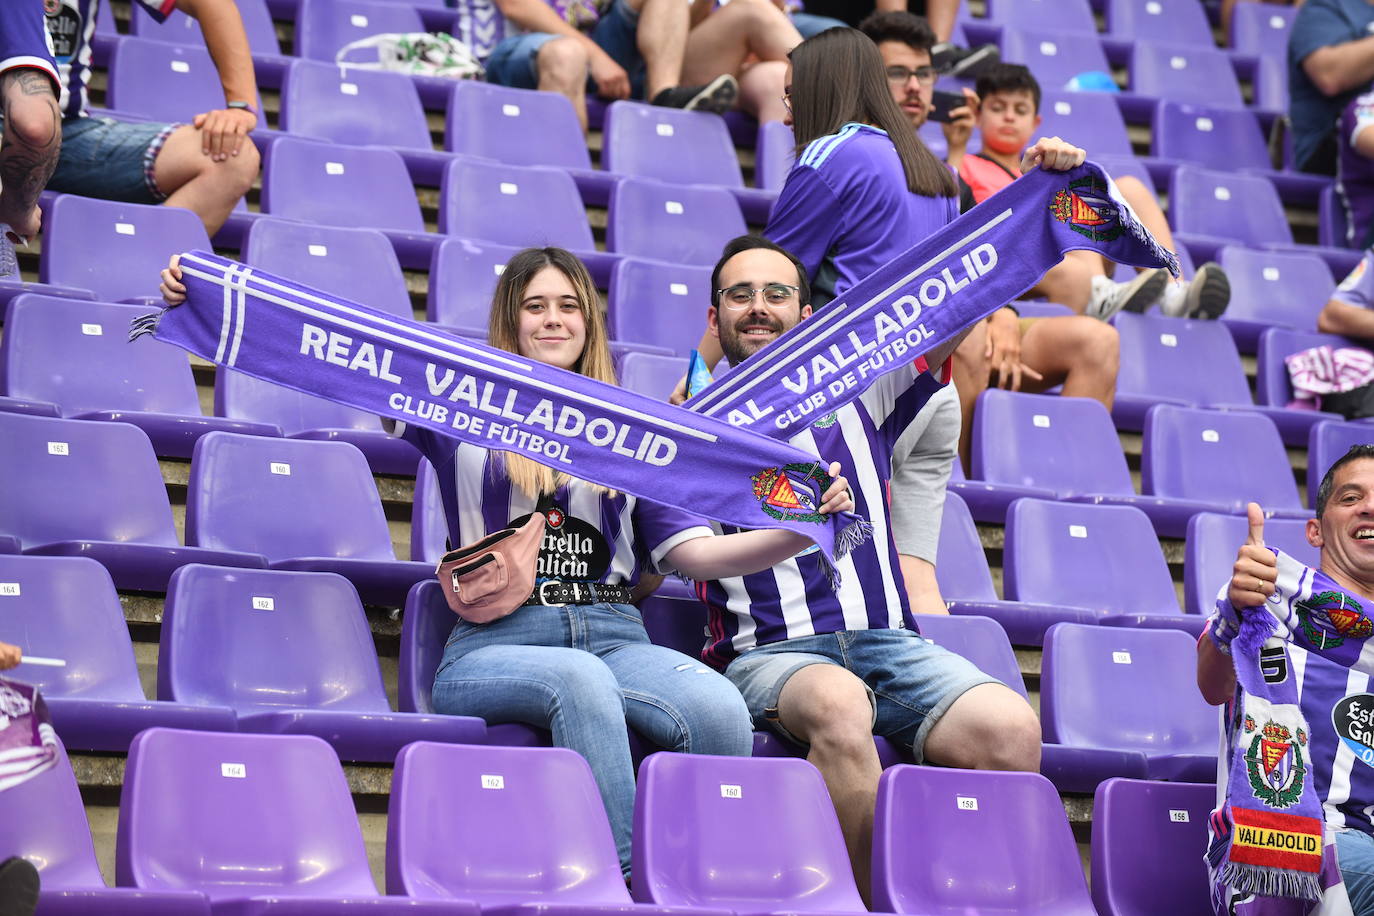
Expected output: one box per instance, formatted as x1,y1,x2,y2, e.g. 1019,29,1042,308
720,314,786,367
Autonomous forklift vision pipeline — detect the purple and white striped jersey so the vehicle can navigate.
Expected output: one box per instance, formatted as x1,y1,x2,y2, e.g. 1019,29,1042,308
45,0,172,120
699,364,945,667
1333,248,1374,311
400,423,713,586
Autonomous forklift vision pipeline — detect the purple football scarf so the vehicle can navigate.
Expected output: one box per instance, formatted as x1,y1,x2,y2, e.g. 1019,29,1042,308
0,678,57,792
686,161,1179,436
1209,550,1374,909
130,252,871,582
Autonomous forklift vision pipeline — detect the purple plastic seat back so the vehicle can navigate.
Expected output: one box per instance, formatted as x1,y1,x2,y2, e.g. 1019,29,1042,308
1093,153,1159,194
411,459,448,563
441,157,594,249
756,120,795,192
1255,327,1352,409
1131,41,1244,108
296,0,424,59
389,742,628,901
130,0,282,56
244,217,412,318
42,195,211,302
0,555,145,702
912,613,1028,698
872,766,1095,915
1042,623,1216,754
1,295,202,417
116,728,379,899
1113,312,1254,407
1107,0,1215,46
1153,102,1270,170
0,738,109,888
1092,778,1214,916
1254,54,1289,114
1006,498,1182,616
399,579,455,713
261,136,423,232
280,59,430,150
608,177,747,265
1230,2,1297,56
972,390,1135,496
1185,512,1316,616
987,0,1095,33
445,81,592,169
1002,30,1112,93
632,753,866,912
1170,165,1292,247
1036,91,1133,155
619,352,689,401
107,38,263,122
603,101,743,188
1218,245,1333,330
428,237,521,329
933,490,999,602
608,258,712,358
216,366,391,437
186,431,397,561
1309,420,1374,507
1143,404,1302,510
0,412,180,549
1320,182,1352,249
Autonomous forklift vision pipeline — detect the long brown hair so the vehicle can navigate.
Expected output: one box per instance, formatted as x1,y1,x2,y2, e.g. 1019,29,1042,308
788,27,956,199
487,247,616,498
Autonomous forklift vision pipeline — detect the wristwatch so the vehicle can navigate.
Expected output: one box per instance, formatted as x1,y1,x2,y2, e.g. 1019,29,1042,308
226,100,258,118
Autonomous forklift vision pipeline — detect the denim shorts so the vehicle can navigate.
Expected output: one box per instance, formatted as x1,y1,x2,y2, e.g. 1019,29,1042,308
1336,827,1374,913
724,628,1000,763
48,116,179,204
483,0,646,98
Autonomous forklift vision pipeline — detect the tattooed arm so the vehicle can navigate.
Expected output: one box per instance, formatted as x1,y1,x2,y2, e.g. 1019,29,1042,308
0,68,60,240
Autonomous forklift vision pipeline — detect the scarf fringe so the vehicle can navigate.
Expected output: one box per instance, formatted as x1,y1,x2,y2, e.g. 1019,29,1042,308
128,310,165,341
1102,196,1181,278
835,517,873,562
1217,861,1324,903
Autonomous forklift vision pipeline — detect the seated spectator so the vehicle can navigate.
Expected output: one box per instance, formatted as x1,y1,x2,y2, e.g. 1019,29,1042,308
1338,89,1374,249
0,3,61,277
1319,246,1374,341
1290,0,1374,175
684,0,802,124
41,0,261,237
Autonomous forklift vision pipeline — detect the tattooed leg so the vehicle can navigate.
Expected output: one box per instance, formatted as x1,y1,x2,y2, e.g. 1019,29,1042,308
0,68,60,239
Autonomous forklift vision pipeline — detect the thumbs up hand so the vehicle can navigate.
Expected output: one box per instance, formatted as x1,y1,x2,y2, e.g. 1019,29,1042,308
1228,502,1279,610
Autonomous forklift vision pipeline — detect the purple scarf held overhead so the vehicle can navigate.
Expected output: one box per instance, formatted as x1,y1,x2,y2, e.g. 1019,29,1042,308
689,161,1179,436
131,253,870,582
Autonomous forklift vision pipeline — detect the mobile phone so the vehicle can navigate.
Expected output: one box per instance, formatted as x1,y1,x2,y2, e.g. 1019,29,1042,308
928,90,965,124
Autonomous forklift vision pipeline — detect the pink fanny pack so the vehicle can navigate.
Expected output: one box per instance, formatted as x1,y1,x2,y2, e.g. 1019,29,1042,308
435,512,546,624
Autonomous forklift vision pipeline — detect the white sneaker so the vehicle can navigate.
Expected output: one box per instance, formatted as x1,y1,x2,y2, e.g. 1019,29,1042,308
1159,278,1189,317
1084,268,1169,321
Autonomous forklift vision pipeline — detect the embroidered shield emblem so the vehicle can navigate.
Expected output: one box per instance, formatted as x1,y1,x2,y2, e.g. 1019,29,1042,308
1244,721,1307,809
1049,175,1126,243
1296,589,1373,649
750,463,828,524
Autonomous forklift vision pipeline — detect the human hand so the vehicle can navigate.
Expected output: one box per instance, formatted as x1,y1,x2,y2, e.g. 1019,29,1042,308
192,106,258,162
1227,502,1278,610
0,641,20,670
940,88,979,156
985,308,1042,391
817,461,854,515
589,50,631,101
668,373,689,406
159,253,187,307
1020,136,1086,173
0,204,42,243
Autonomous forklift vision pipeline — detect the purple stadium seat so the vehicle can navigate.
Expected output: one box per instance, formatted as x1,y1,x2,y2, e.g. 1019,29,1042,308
410,459,448,563
427,237,520,332
603,101,776,223
0,413,266,591
0,555,236,751
41,195,211,303
637,591,710,658
186,431,432,605
295,0,425,60
632,754,873,916
969,390,1219,536
0,395,58,417
1111,311,1340,444
910,613,1029,697
1040,623,1217,792
0,279,95,312
934,489,1101,645
1036,91,1133,156
607,178,747,266
1091,779,1215,916
1218,246,1334,352
117,728,478,913
1152,101,1269,171
1309,420,1374,507
0,535,19,553
130,0,283,58
0,294,277,458
756,120,795,192
159,564,486,761
1255,327,1360,419
1184,511,1317,616
987,0,1096,33
1229,2,1297,57
441,156,620,287
279,58,431,151
106,37,264,123
619,352,688,401
0,738,213,915
1107,0,1215,46
1321,182,1353,249
1131,41,1244,108
607,258,711,358
1143,403,1309,520
872,766,1096,915
1002,29,1113,93
1007,497,1200,636
1254,53,1289,117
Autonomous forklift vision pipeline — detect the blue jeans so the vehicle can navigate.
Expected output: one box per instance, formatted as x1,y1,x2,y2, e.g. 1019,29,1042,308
431,601,753,873
789,11,847,39
49,117,179,203
1337,827,1374,914
484,0,647,99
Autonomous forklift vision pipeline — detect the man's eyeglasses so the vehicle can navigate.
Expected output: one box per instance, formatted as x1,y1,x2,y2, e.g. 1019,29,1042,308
886,65,937,86
716,283,801,310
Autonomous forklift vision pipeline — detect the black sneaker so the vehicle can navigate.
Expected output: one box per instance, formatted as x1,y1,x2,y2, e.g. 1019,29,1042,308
651,74,739,115
0,857,39,916
1183,262,1231,320
931,43,1000,79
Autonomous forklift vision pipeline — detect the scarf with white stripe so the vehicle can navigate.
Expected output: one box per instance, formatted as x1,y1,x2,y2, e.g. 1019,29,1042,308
0,679,57,792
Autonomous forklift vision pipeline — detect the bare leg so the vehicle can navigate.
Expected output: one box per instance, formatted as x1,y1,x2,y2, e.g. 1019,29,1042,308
682,0,801,85
625,0,691,101
952,320,990,470
736,60,789,123
1018,315,1120,409
534,36,591,133
152,124,260,236
1026,251,1099,312
0,69,61,239
922,682,1042,771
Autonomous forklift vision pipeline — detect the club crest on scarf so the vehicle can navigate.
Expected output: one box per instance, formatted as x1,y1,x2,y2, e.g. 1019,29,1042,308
1050,174,1126,243
751,463,829,524
1295,590,1373,649
1242,718,1309,809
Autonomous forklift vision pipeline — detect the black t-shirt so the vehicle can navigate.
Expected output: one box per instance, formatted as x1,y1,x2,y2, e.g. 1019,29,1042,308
800,0,928,27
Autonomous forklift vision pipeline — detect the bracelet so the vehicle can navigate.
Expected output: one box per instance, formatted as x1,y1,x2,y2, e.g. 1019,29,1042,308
226,100,258,118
